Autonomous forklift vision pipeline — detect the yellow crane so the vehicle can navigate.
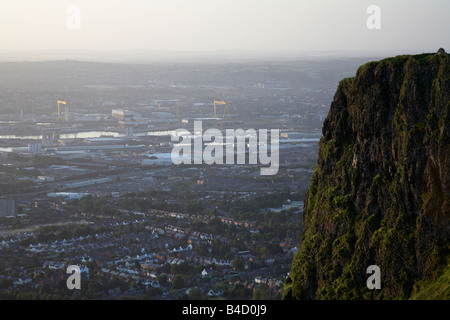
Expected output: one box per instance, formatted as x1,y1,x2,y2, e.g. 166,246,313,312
213,100,229,118
57,100,68,121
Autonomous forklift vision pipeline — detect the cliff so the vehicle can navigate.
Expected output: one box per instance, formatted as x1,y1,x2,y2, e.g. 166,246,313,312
283,50,450,299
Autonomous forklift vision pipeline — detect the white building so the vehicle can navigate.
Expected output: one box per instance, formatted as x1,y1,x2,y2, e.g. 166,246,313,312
38,176,55,182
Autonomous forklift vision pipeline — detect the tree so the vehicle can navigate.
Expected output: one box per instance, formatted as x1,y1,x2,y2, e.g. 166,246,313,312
144,286,161,298
232,257,245,271
12,218,22,230
196,244,209,256
157,274,168,286
172,275,185,290
86,280,101,298
188,288,203,300
170,264,179,275
253,284,270,300
39,283,52,296
178,262,193,275
79,195,93,212
129,281,137,290
0,279,12,290
219,245,231,258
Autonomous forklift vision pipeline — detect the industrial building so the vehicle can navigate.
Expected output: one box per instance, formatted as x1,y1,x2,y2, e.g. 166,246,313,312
112,109,141,120
64,177,113,189
28,143,42,153
117,119,149,130
0,197,16,217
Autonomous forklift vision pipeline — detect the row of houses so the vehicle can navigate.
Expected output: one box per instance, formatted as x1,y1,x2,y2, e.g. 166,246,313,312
220,217,254,228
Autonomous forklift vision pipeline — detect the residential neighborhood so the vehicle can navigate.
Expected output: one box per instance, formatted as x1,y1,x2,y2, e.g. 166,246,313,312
0,189,301,300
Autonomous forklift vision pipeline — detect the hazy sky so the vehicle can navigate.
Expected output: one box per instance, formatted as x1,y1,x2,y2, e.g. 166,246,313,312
0,0,448,54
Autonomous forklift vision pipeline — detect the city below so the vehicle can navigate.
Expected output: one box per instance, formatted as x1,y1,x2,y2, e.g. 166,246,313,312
0,58,369,299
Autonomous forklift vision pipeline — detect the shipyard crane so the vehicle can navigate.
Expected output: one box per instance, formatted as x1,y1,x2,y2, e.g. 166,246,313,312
213,100,229,118
57,100,69,121
173,103,180,118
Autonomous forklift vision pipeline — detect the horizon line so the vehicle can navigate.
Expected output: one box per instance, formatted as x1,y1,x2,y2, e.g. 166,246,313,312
0,48,437,63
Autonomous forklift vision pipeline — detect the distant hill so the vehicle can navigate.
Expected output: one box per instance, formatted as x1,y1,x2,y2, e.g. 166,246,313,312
283,49,450,299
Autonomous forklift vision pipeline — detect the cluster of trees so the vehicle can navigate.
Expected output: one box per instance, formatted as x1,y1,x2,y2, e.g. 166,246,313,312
119,189,206,216
252,284,281,300
0,272,136,300
29,155,65,168
250,242,283,258
17,224,109,245
164,261,203,276
117,185,304,227
66,195,121,217
231,257,245,271
194,240,233,260
226,207,302,241
191,217,235,237
216,187,292,213
215,281,252,300
156,263,202,292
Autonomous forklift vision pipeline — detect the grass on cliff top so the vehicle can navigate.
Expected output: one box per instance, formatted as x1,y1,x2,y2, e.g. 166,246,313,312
386,52,447,65
410,264,450,300
356,51,448,77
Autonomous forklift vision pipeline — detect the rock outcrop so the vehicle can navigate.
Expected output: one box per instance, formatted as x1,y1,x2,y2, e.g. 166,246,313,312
283,50,450,299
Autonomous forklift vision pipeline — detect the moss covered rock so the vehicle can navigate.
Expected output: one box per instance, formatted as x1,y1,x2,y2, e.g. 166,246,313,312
283,50,450,300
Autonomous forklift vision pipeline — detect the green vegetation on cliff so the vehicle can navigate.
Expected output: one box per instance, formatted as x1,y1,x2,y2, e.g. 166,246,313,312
283,50,450,300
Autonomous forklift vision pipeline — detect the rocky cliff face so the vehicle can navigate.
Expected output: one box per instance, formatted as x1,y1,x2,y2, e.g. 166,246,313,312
283,50,449,299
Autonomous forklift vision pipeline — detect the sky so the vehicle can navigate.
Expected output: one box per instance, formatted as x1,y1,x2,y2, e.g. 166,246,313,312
0,0,448,56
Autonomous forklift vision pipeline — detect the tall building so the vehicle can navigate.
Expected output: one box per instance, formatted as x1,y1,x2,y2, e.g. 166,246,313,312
28,143,42,153
0,197,16,217
126,127,134,137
